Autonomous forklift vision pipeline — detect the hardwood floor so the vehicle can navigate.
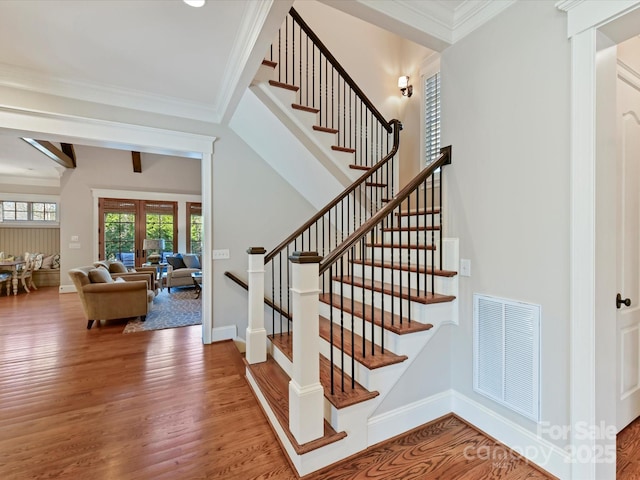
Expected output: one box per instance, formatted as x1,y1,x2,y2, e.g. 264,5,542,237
0,287,625,479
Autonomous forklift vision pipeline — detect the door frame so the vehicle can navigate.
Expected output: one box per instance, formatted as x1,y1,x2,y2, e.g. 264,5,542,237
562,1,640,478
0,107,215,344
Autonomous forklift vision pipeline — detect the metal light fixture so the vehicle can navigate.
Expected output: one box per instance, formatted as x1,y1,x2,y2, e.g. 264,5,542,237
398,75,413,97
143,238,165,264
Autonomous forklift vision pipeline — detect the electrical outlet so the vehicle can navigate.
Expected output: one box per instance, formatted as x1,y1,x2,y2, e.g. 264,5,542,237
460,258,471,277
212,249,230,260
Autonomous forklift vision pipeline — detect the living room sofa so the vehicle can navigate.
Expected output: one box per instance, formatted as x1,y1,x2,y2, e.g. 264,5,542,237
165,254,201,292
93,260,159,296
68,265,155,329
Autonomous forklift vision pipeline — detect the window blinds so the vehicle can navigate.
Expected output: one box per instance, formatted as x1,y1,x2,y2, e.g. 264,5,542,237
424,72,441,165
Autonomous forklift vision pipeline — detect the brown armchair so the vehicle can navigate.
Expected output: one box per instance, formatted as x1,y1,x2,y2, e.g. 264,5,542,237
69,266,155,329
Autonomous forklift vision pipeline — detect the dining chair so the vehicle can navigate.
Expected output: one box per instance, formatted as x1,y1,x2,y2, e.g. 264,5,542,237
18,255,38,293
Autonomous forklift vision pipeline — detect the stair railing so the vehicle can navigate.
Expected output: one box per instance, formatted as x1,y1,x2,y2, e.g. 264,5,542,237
319,147,452,394
267,7,392,169
264,119,401,346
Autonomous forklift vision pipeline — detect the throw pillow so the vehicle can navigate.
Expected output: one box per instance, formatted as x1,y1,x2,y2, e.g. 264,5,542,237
109,261,128,274
41,254,54,269
52,254,60,269
114,277,125,283
183,254,201,269
167,255,186,270
88,268,113,284
34,253,44,270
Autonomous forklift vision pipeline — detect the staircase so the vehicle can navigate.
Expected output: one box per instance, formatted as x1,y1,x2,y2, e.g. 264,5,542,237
225,7,457,476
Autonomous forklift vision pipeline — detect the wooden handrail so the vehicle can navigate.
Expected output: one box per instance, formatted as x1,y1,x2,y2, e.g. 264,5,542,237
288,7,391,133
319,146,452,274
223,271,291,320
264,119,402,264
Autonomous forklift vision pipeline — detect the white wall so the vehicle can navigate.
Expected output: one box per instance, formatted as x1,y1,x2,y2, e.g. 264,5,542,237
441,0,571,448
59,146,201,286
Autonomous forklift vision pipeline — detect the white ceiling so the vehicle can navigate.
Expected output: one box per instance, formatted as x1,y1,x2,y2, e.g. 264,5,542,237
0,0,514,183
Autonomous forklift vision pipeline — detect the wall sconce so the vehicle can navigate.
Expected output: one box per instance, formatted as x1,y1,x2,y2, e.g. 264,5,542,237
398,76,413,97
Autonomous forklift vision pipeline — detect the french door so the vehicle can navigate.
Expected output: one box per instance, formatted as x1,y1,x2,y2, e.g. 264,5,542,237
99,198,177,267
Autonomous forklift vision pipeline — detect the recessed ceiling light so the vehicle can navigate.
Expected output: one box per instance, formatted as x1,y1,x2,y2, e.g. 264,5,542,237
184,0,205,7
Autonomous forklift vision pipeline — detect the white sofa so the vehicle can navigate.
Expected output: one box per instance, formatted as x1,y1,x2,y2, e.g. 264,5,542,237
165,254,201,292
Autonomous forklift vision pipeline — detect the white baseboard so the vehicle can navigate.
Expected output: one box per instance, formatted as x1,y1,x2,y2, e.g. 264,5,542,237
59,284,76,294
451,391,571,479
212,324,237,342
367,390,452,446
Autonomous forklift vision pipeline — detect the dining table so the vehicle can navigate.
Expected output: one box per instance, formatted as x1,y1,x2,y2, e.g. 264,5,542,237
0,259,26,296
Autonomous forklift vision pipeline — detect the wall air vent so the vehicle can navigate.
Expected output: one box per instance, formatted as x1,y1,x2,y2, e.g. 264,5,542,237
473,294,540,421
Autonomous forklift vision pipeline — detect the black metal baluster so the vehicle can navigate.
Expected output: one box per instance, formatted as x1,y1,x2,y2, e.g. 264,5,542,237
350,246,355,389
329,264,334,396
340,258,344,392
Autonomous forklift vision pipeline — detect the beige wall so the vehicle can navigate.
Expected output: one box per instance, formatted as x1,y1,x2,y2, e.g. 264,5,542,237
0,227,60,257
211,126,316,337
442,0,570,447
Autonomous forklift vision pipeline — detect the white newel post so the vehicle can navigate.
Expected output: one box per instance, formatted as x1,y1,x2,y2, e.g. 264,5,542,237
246,247,267,364
288,251,324,445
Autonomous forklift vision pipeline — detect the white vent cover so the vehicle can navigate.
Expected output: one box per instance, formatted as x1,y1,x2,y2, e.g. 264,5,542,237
473,294,540,421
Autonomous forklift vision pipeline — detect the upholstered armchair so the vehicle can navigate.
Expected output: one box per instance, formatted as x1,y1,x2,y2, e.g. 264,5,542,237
93,260,159,296
68,266,154,329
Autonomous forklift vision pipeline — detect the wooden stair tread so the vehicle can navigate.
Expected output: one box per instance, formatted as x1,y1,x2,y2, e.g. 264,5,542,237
366,242,436,251
318,316,408,369
269,79,299,92
382,225,441,232
395,208,441,216
351,259,457,277
292,103,319,114
261,59,277,68
349,164,370,171
313,125,338,134
332,145,356,153
365,182,387,188
246,357,347,454
335,276,456,305
267,334,379,409
320,293,434,335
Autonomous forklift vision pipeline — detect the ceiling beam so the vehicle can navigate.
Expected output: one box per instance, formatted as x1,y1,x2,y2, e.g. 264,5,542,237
132,151,142,173
21,138,76,169
60,143,76,166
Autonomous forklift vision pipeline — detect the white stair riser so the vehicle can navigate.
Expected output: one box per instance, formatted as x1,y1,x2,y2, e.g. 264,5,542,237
381,230,441,245
351,263,456,296
318,338,407,393
395,214,440,228
331,280,453,323
368,246,440,265
318,302,435,357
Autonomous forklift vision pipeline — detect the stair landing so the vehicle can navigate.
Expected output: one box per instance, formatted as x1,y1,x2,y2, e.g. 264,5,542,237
246,357,347,454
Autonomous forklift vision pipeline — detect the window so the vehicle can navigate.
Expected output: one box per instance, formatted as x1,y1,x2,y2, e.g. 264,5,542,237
0,200,58,223
424,72,441,165
187,202,202,254
99,198,177,267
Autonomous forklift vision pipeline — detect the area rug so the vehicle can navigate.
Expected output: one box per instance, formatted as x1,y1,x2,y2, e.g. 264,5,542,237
123,288,201,333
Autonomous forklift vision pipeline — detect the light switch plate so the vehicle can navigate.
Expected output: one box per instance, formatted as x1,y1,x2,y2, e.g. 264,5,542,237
460,259,471,277
212,249,230,260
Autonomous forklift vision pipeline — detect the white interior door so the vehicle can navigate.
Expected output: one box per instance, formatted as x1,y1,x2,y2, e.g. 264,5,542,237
616,71,640,431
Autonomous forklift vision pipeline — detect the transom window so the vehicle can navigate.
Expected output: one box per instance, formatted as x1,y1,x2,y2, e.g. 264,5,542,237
0,200,58,222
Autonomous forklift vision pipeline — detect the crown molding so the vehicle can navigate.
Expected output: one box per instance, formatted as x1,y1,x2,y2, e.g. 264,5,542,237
0,62,221,124
216,0,274,122
351,0,515,47
555,0,585,13
452,0,517,43
0,173,60,187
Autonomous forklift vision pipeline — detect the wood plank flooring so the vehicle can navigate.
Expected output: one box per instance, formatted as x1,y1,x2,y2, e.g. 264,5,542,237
0,287,632,479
